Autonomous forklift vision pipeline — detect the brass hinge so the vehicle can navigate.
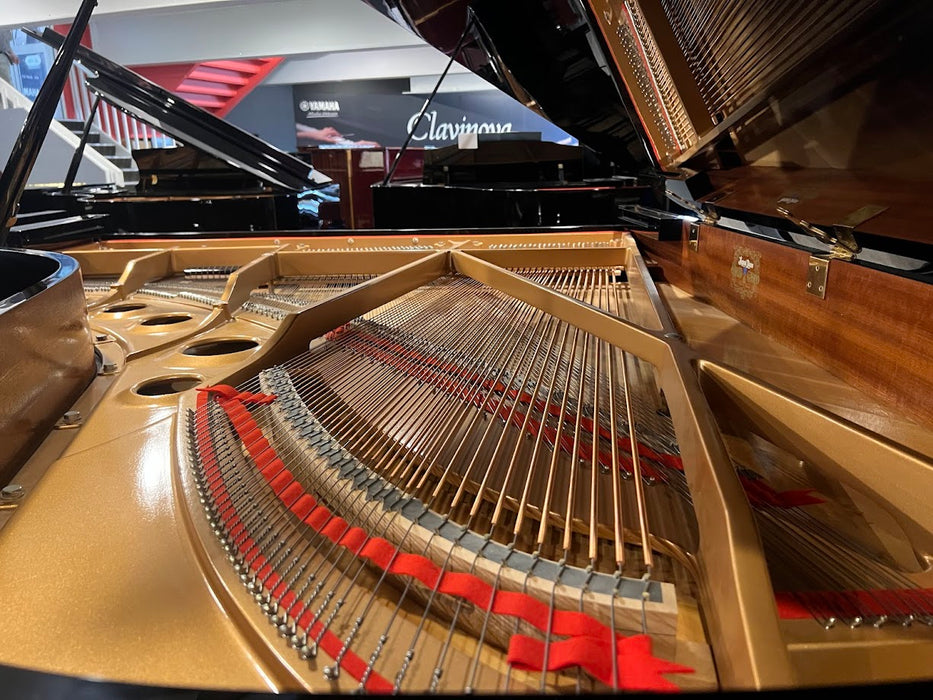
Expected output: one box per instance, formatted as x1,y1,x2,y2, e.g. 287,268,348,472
776,206,863,262
664,189,718,253
688,221,700,251
806,255,830,299
777,205,886,299
665,189,719,222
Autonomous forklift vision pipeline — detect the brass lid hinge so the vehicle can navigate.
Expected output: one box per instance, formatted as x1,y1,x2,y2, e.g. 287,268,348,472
806,255,830,299
665,188,718,254
777,205,890,300
665,189,720,224
688,221,700,251
776,206,862,262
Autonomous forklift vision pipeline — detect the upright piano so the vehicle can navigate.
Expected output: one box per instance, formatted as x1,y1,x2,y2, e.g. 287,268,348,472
0,0,931,695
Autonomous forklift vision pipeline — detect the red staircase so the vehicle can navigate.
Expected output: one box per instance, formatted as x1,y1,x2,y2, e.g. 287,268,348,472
131,57,284,118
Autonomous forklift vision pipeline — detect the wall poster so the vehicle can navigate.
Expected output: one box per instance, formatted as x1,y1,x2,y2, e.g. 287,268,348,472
293,78,576,150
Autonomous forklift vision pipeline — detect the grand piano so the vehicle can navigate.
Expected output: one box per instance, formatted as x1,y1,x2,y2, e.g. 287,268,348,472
9,26,327,246
0,0,931,695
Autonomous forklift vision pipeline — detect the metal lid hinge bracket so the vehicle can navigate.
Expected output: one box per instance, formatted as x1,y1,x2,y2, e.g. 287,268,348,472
776,205,879,299
806,255,830,299
688,221,700,251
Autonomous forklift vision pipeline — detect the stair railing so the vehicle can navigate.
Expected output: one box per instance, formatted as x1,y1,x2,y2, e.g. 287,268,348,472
62,62,177,153
0,0,99,245
0,60,123,187
0,74,35,111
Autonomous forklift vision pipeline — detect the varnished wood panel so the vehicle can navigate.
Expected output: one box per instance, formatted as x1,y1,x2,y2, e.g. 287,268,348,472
702,166,933,245
635,225,933,428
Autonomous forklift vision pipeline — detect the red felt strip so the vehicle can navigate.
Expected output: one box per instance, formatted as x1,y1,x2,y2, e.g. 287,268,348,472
280,481,304,507
291,494,316,519
775,588,933,619
306,506,331,530
200,385,691,691
194,390,392,693
508,633,693,691
269,471,294,495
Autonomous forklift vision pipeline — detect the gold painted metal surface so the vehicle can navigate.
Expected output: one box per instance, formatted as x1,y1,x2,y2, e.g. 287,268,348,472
699,361,933,553
221,251,449,388
0,311,285,689
90,296,215,361
806,255,830,298
0,417,285,691
101,248,175,305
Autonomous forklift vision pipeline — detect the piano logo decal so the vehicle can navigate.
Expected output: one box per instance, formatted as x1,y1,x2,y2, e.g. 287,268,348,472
731,246,761,299
407,110,513,142
299,100,340,118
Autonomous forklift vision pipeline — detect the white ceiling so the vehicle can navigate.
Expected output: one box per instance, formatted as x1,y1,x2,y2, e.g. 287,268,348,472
91,0,421,64
2,0,490,91
1,0,286,29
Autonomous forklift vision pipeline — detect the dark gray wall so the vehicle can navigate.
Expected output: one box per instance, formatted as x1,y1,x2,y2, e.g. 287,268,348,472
225,84,297,153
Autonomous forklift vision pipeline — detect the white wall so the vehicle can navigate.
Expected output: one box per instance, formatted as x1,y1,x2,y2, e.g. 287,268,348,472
3,0,424,64
92,0,422,64
0,108,123,186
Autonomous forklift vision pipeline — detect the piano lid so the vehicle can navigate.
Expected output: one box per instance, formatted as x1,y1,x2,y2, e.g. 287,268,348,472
364,0,926,172
363,0,661,178
362,0,933,245
33,28,329,193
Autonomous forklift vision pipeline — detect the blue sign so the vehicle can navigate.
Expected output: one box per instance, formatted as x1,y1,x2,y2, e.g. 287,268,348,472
17,51,48,101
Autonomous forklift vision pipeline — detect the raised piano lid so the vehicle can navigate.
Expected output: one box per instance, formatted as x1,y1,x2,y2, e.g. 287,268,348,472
34,28,330,193
364,0,660,177
361,0,933,247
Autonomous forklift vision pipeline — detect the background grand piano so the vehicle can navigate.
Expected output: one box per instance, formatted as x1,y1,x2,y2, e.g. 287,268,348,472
7,25,329,245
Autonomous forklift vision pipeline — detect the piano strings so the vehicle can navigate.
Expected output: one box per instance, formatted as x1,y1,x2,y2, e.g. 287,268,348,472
244,274,377,319
189,268,693,691
187,263,931,692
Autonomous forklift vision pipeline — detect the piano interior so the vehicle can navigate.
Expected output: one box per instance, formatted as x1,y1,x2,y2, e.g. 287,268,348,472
0,0,931,695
